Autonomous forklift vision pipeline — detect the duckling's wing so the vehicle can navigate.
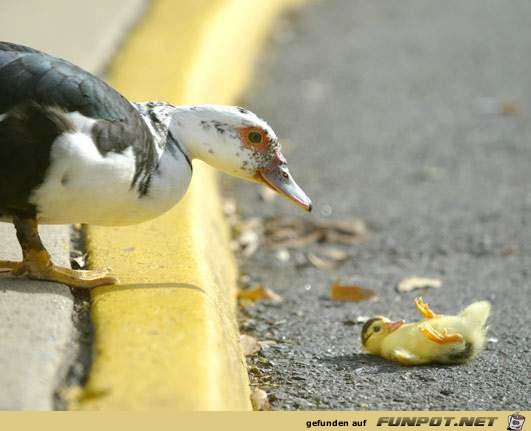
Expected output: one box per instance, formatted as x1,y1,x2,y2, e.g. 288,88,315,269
390,349,426,365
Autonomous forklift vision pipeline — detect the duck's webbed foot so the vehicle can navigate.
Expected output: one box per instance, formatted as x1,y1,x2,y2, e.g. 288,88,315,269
415,296,438,319
26,260,118,288
418,322,463,345
3,216,118,289
0,260,24,273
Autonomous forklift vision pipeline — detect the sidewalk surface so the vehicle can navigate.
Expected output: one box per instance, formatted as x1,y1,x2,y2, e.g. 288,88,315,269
226,0,531,410
0,0,145,410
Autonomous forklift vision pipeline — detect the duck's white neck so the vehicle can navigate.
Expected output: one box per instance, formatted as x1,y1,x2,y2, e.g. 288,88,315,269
168,106,243,166
135,102,236,164
135,102,273,182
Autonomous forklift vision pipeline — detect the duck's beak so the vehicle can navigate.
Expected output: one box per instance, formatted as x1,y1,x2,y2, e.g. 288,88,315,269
386,320,405,332
256,150,312,212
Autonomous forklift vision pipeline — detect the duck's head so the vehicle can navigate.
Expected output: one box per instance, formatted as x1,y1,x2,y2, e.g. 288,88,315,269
170,105,312,211
361,317,405,354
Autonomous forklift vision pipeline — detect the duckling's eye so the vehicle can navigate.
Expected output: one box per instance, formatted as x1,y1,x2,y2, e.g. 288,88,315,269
373,325,381,333
248,131,262,144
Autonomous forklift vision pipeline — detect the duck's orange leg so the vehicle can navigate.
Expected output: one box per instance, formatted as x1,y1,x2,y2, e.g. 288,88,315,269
415,296,438,319
418,322,463,345
0,261,24,273
0,216,118,288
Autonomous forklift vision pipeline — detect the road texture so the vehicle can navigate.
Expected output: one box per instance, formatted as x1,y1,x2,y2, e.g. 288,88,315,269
0,0,145,410
225,0,531,410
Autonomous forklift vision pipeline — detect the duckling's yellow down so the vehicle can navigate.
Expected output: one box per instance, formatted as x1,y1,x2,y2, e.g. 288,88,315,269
362,299,491,366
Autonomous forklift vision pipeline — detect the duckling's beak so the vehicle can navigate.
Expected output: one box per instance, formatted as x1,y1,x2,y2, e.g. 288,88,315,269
386,320,405,332
256,150,312,212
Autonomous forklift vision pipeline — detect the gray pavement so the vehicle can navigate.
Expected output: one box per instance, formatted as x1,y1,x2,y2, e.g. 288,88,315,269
0,0,145,410
225,0,531,410
0,226,72,410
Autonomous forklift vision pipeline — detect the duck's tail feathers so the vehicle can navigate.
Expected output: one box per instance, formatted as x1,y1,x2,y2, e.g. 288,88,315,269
460,301,491,329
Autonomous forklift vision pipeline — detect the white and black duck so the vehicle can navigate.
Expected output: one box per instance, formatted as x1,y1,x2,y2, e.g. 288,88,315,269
0,42,311,288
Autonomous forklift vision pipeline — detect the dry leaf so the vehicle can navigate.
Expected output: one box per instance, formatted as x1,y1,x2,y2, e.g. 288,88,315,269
238,230,260,257
231,217,264,257
320,219,368,237
308,247,349,269
330,283,376,302
240,334,261,356
223,198,237,216
264,217,367,249
501,243,519,256
478,97,522,116
320,247,349,260
251,388,270,411
500,101,522,116
307,252,335,269
230,215,367,258
237,285,283,303
396,276,442,293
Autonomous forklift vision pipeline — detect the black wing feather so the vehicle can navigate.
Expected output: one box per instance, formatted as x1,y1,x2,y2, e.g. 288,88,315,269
0,42,157,194
0,41,133,121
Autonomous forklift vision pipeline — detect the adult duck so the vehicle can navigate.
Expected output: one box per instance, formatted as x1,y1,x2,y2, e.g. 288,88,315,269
0,42,311,288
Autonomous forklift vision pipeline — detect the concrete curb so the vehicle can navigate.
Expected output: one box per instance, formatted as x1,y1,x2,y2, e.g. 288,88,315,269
0,0,147,410
69,0,302,410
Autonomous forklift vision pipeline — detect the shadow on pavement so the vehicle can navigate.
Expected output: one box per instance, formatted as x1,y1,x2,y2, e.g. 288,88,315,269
320,353,456,374
92,282,206,295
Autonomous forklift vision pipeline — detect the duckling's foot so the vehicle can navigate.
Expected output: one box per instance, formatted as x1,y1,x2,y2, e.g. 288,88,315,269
0,258,118,288
419,323,464,345
415,296,438,319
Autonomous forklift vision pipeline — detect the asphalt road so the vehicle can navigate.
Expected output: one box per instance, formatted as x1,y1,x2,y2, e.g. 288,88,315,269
224,0,531,410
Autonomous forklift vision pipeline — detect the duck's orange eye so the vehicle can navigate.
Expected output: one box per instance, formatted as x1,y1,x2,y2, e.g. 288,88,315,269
248,131,262,144
240,126,269,153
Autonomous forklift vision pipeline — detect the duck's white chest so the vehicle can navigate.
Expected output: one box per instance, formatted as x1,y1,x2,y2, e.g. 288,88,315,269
30,131,192,225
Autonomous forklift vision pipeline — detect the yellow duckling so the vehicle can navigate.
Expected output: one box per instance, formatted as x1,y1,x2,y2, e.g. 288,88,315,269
361,297,491,365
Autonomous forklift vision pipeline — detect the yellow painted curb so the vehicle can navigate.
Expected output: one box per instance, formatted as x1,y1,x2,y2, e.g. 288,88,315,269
70,0,302,411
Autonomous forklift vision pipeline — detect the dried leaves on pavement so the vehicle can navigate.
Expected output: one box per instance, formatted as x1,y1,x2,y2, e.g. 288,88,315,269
264,217,368,248
307,247,349,269
240,334,261,356
237,285,283,303
330,283,376,302
251,388,270,411
396,276,442,293
230,213,368,259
